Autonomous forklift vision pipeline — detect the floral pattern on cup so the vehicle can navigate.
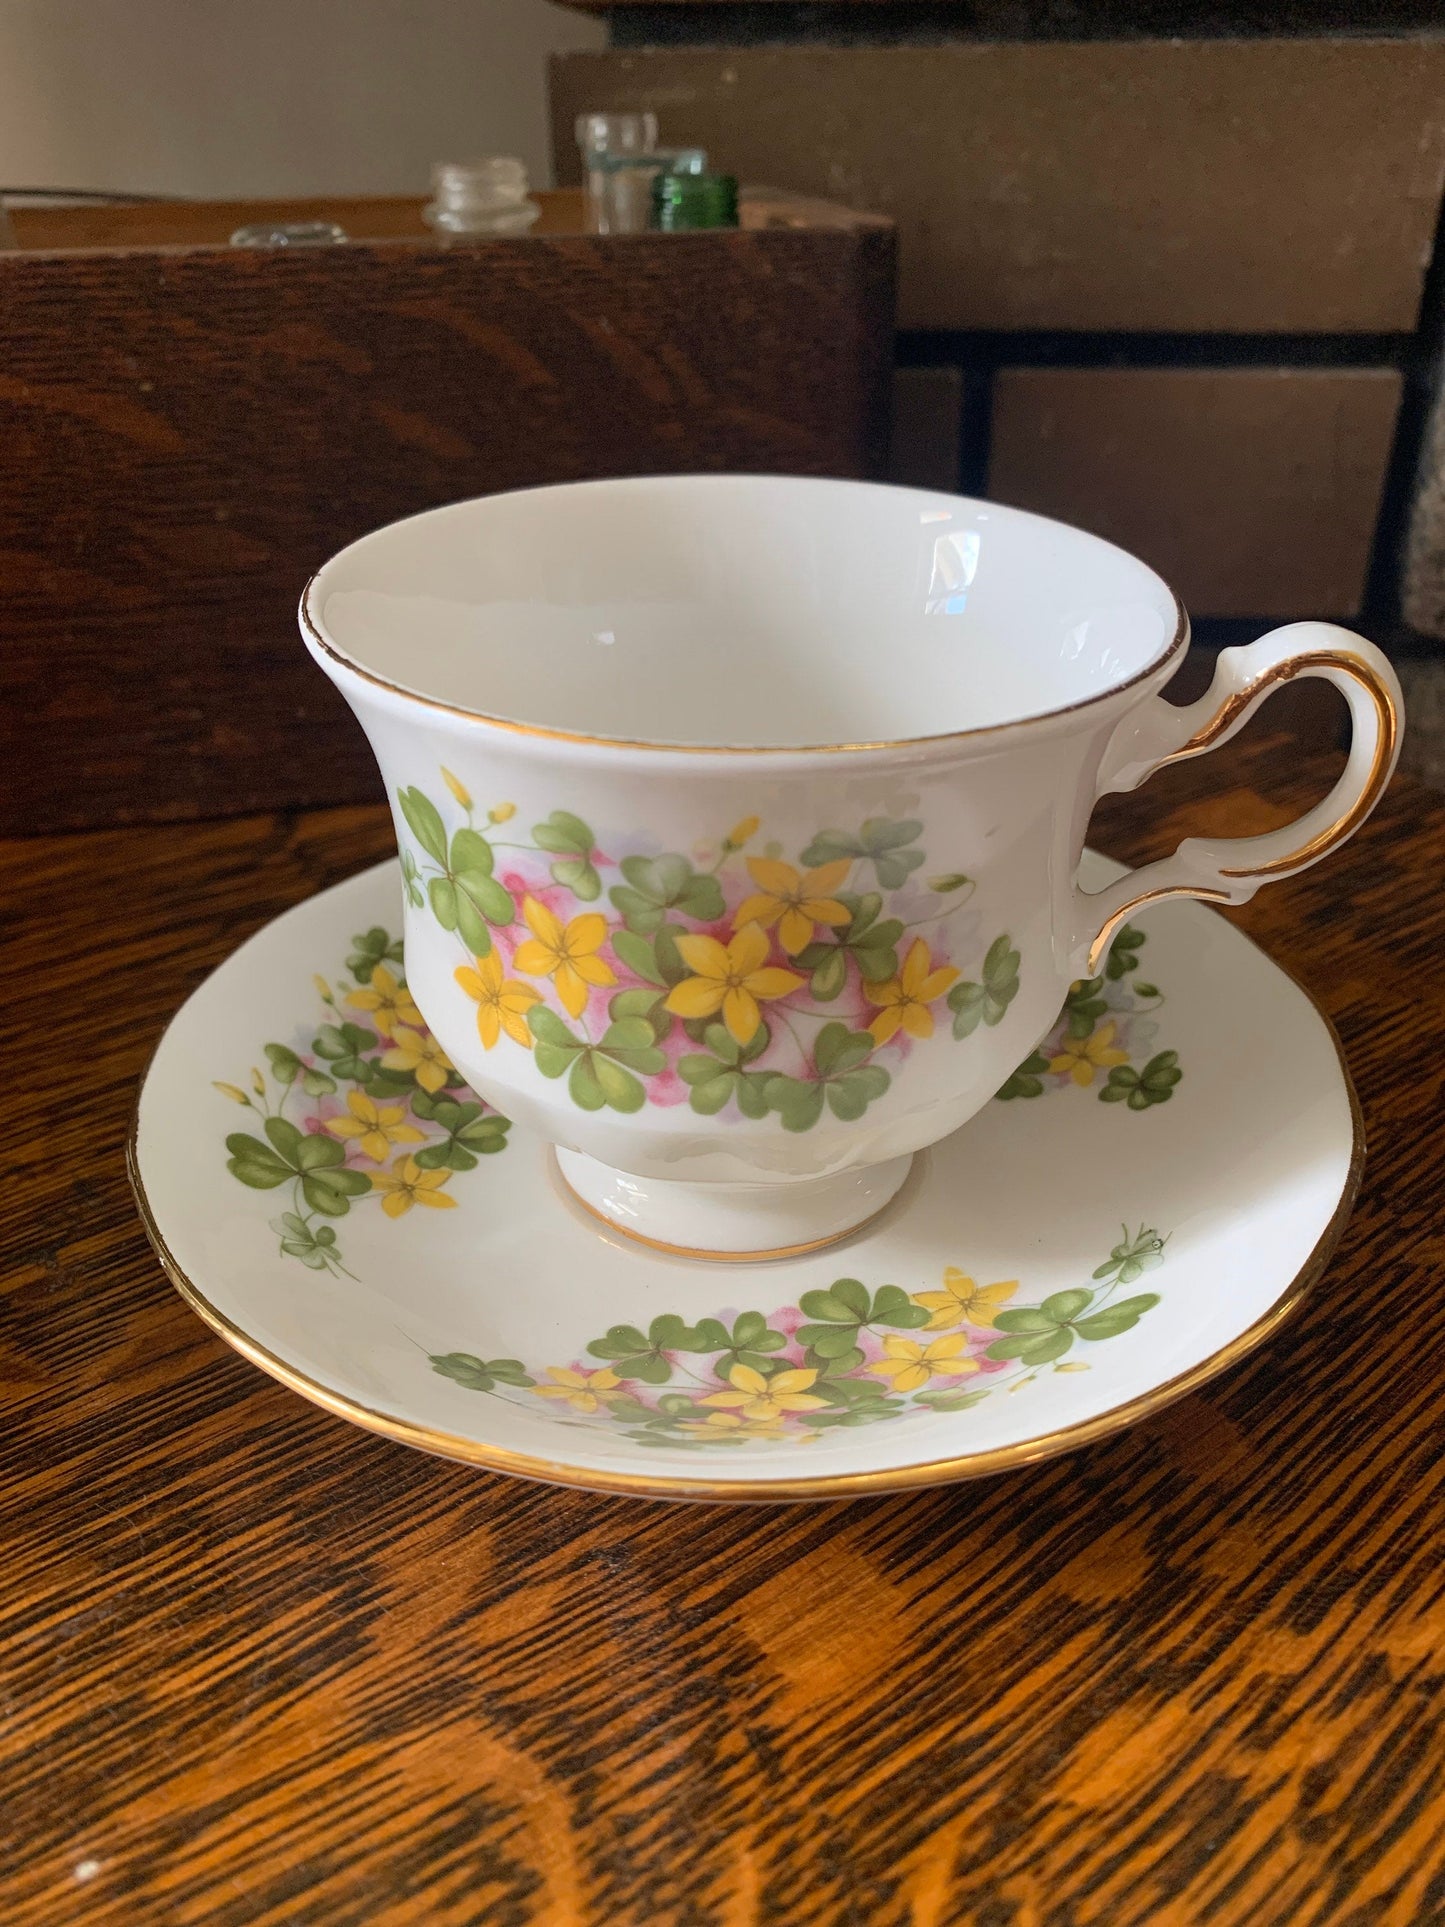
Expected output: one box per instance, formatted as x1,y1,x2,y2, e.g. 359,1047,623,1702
214,910,1182,1272
429,1225,1169,1448
215,926,511,1273
996,924,1185,1107
397,771,1007,1129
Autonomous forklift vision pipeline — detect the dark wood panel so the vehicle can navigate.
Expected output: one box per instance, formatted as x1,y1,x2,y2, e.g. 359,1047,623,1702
4,733,1445,1921
0,206,894,835
989,366,1403,619
551,38,1445,332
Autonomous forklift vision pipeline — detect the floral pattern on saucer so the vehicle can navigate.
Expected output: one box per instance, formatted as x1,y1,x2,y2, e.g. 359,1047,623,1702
216,926,511,1273
429,1225,1168,1449
998,925,1184,1108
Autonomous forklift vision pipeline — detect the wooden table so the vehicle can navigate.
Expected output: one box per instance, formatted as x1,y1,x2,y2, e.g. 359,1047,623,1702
5,731,1443,1925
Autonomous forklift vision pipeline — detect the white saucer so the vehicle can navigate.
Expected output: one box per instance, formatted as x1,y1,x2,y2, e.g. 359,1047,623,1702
130,855,1360,1502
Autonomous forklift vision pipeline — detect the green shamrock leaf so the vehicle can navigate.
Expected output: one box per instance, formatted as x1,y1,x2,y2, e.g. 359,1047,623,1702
607,986,673,1043
913,1386,990,1412
1061,974,1108,1040
795,892,904,993
401,848,424,909
271,1212,343,1272
812,1375,891,1408
526,1006,664,1115
532,810,601,902
399,786,516,955
398,786,448,867
1100,1051,1183,1110
1091,1224,1168,1286
430,826,516,956
802,818,926,891
225,1118,371,1216
313,1021,379,1082
263,1042,335,1098
1104,923,1148,981
610,852,724,934
264,1043,302,1084
684,1308,789,1376
1073,1294,1161,1340
994,1049,1050,1100
610,922,693,990
531,810,594,856
948,933,1021,1038
410,1092,512,1170
796,1275,928,1375
587,1313,703,1384
764,1023,889,1132
986,1287,1097,1366
982,1238,1166,1363
347,925,404,984
678,1021,772,1119
429,1352,535,1392
801,1400,908,1428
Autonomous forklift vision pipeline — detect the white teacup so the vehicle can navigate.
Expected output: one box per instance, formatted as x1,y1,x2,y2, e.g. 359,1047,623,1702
302,476,1399,1257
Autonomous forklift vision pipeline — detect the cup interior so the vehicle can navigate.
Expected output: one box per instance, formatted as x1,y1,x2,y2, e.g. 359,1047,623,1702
306,475,1181,748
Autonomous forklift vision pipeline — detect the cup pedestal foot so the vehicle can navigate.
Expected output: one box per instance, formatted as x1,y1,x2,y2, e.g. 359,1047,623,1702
554,1148,915,1261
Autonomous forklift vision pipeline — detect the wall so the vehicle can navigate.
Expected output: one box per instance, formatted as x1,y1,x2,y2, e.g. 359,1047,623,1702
0,0,603,198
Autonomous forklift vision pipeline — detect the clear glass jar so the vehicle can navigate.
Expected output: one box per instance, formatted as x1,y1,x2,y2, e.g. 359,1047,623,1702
424,159,540,237
575,113,664,235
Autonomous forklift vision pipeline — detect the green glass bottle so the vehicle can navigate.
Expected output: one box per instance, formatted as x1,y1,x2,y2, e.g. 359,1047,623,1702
651,171,739,232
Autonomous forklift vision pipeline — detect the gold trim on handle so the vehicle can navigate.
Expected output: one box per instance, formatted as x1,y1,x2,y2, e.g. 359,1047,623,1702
1088,884,1232,978
1085,648,1399,977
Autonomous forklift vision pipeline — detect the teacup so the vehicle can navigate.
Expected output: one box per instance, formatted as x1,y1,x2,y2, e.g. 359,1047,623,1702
302,475,1399,1258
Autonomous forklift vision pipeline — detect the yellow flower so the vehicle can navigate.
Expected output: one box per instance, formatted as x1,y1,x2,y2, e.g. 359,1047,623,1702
865,939,959,1046
869,1333,979,1394
725,814,761,848
441,766,473,809
533,1365,622,1414
488,801,517,824
324,1089,425,1164
250,1066,266,1095
381,1025,454,1094
346,965,422,1039
678,1409,790,1441
313,975,334,1004
513,895,616,1018
370,1155,454,1218
663,924,805,1045
455,953,539,1049
734,856,854,955
912,1269,1019,1331
701,1362,827,1421
1049,1021,1130,1087
213,1081,250,1105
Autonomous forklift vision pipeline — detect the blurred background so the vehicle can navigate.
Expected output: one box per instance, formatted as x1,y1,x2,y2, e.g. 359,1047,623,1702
7,0,1445,828
0,0,602,197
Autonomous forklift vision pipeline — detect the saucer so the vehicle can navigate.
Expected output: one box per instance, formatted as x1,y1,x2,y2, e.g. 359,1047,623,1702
129,854,1360,1502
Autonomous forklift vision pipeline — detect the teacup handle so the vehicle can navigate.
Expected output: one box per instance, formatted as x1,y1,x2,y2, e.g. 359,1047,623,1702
1073,621,1402,977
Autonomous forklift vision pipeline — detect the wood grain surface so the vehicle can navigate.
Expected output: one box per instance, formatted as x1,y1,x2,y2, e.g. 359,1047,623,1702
4,725,1444,1922
0,205,894,839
